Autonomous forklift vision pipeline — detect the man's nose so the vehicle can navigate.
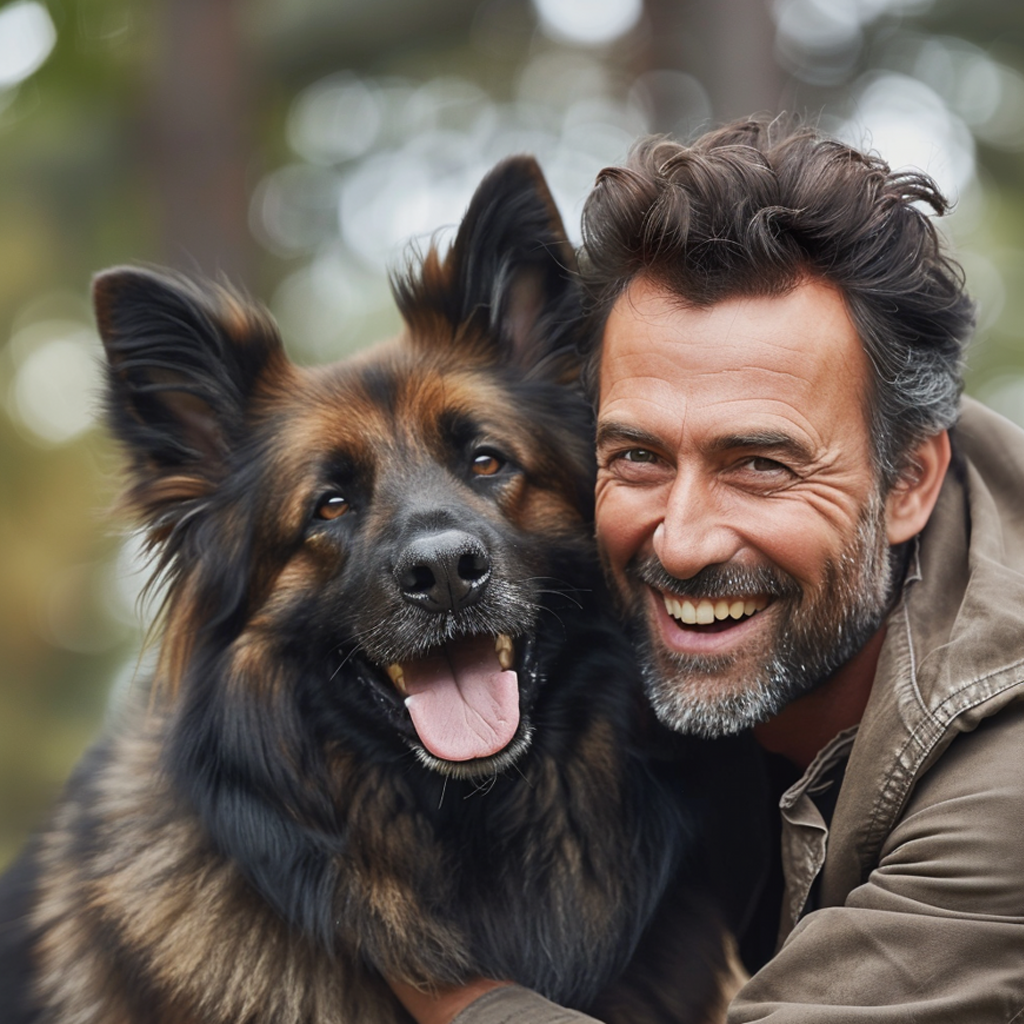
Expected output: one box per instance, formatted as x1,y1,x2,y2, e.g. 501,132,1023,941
652,470,739,581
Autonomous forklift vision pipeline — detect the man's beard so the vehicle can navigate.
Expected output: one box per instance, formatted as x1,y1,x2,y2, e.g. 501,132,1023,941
622,492,897,739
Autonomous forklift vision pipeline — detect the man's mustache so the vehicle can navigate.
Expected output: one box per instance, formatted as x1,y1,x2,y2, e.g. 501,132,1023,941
626,555,801,601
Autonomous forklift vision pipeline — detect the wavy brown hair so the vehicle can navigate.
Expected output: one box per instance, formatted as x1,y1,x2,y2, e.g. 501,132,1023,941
579,116,975,487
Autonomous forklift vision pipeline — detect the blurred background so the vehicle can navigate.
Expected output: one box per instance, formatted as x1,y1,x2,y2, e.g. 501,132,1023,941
3,0,1024,866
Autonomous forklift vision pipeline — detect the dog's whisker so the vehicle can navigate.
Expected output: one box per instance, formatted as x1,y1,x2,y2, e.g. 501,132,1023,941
536,605,569,634
464,772,499,798
535,589,585,610
329,641,371,679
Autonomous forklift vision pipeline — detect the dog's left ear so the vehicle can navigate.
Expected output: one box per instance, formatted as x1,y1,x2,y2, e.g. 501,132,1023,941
394,156,580,378
93,267,289,533
93,267,285,472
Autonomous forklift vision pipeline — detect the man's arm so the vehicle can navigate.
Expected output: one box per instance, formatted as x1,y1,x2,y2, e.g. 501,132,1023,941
390,980,600,1024
389,978,513,1024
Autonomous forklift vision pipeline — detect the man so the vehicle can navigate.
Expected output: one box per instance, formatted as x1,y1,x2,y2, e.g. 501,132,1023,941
395,118,1024,1022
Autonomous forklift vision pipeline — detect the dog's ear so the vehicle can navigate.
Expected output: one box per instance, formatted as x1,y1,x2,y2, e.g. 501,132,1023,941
93,268,286,492
394,156,581,377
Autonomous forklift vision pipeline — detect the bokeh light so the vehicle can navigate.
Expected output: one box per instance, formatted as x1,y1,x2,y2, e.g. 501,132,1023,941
531,0,643,47
836,72,975,200
0,0,56,90
5,320,103,447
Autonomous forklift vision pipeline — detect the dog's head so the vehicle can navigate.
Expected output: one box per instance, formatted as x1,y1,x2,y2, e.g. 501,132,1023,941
94,157,594,784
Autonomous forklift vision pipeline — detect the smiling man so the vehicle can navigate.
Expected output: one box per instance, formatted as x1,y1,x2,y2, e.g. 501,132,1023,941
395,119,1024,1022
594,277,918,756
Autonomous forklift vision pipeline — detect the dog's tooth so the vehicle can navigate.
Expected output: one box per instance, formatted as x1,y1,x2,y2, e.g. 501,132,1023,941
714,599,730,621
386,663,407,694
495,634,514,671
729,600,745,620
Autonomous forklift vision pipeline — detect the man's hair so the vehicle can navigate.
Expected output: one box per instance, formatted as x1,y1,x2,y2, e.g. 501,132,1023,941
578,116,976,488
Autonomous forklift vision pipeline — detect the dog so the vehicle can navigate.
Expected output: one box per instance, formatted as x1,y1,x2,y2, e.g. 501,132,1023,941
0,157,765,1024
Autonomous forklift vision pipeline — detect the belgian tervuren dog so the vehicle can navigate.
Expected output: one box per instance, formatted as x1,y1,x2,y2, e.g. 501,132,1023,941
0,157,763,1024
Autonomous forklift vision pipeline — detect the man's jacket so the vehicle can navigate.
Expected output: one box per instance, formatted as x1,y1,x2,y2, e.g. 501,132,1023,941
455,397,1024,1023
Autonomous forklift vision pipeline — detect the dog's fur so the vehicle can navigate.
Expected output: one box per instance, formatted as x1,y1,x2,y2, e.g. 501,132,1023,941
0,158,764,1024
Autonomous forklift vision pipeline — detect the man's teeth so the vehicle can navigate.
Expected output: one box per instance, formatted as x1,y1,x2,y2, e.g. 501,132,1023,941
495,634,514,671
662,594,768,625
385,635,515,693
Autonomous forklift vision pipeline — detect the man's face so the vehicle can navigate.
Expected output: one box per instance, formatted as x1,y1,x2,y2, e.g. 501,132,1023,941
595,277,896,737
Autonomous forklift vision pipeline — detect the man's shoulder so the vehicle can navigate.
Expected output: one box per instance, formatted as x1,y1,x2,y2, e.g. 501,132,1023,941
955,394,1024,473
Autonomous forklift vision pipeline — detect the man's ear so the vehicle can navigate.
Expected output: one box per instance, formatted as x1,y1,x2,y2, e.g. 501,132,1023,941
886,430,951,545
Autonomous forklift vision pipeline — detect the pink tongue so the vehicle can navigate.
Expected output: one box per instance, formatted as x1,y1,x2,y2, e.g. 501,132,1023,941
402,635,520,762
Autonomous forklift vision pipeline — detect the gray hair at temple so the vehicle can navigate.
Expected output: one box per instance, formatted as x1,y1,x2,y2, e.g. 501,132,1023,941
577,116,976,490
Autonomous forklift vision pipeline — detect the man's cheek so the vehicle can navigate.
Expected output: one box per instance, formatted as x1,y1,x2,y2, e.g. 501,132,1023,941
595,549,638,620
595,515,645,618
595,498,631,581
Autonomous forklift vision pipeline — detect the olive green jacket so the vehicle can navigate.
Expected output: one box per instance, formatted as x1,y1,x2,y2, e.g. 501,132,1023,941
455,398,1024,1023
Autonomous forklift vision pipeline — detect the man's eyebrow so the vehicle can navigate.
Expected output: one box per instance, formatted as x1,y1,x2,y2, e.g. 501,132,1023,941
595,421,664,450
596,423,817,464
710,431,814,462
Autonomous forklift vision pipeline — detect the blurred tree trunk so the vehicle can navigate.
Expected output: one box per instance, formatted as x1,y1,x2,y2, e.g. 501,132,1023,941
147,0,255,285
643,0,785,129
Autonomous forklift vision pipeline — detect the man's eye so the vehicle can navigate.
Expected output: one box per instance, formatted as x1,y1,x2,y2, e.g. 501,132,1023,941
623,448,658,463
745,456,795,475
749,457,786,472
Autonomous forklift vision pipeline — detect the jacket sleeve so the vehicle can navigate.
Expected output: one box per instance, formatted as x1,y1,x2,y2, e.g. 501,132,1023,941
452,986,600,1024
728,700,1024,1022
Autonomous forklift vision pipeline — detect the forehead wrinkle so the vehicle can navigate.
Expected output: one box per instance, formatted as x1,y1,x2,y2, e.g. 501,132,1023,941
701,386,821,430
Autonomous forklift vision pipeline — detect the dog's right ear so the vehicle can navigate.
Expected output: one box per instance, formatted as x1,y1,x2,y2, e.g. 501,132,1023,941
394,157,581,381
93,268,286,509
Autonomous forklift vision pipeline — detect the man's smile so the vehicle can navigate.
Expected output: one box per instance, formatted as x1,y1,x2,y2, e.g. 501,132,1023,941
647,585,775,655
661,592,770,626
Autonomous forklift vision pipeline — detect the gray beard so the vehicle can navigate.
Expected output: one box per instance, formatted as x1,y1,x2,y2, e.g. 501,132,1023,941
630,492,896,739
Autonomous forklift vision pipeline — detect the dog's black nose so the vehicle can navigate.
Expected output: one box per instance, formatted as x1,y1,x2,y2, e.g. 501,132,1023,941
395,530,491,612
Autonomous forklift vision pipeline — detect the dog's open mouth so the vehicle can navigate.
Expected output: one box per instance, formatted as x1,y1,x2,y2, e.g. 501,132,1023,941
384,634,520,763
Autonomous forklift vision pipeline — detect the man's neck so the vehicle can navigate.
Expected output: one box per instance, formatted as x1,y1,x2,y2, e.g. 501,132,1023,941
752,626,887,772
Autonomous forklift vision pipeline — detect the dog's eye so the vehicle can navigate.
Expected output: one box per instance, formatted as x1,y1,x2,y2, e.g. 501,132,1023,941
471,452,504,476
315,493,350,520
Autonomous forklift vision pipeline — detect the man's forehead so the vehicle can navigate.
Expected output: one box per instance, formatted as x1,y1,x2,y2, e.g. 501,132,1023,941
601,278,865,382
596,276,872,451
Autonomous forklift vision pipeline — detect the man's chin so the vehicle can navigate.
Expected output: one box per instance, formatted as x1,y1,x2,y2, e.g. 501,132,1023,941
638,646,791,738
